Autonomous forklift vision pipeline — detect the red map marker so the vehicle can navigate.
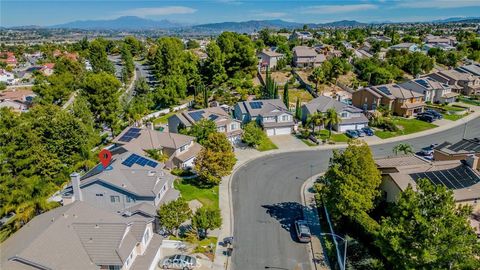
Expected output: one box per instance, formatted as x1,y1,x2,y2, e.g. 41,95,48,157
99,149,112,169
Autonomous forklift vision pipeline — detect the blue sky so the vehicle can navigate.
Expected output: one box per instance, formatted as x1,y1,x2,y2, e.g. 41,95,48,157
2,0,480,27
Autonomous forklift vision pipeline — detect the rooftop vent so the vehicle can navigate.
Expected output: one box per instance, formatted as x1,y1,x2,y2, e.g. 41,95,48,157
148,170,156,176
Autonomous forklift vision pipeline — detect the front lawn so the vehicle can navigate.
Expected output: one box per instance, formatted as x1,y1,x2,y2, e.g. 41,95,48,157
257,137,278,151
152,112,175,125
174,178,219,210
442,113,468,121
375,117,437,139
318,130,350,143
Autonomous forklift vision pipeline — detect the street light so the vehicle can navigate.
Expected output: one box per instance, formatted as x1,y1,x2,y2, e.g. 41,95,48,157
320,232,347,270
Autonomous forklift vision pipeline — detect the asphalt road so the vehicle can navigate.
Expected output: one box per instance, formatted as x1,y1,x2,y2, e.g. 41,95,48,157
231,117,480,270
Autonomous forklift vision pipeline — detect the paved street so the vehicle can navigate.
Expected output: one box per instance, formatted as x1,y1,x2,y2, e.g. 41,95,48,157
231,117,480,270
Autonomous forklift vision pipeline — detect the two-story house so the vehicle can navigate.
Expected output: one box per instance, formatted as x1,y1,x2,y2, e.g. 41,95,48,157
292,46,326,68
352,84,425,117
234,99,295,136
258,50,284,70
301,96,369,132
429,69,480,96
62,147,178,219
459,63,480,77
1,201,162,270
388,42,420,52
113,127,202,169
168,107,243,144
399,76,459,104
290,31,313,41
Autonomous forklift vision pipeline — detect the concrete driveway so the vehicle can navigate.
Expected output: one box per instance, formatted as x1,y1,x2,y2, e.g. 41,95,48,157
269,135,309,151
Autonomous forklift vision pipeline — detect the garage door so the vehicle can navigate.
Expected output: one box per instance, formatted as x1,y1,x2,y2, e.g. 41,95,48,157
274,127,291,135
355,123,367,129
266,128,275,136
339,124,356,132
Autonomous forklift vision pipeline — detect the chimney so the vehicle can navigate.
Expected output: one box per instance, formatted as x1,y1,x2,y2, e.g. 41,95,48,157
70,172,83,202
465,155,479,170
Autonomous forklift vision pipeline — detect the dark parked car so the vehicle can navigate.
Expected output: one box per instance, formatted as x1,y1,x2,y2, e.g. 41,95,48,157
417,114,435,123
357,129,366,137
345,130,359,138
424,109,443,120
361,127,374,136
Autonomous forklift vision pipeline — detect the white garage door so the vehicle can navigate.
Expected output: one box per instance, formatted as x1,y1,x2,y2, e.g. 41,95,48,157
355,123,367,129
339,124,356,132
266,128,275,136
274,127,291,135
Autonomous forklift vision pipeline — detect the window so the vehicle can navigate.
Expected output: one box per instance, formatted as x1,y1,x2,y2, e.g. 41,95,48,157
144,229,150,244
108,266,120,270
230,123,237,130
110,196,120,203
281,115,289,121
126,196,135,203
95,193,103,197
179,144,187,152
341,112,348,118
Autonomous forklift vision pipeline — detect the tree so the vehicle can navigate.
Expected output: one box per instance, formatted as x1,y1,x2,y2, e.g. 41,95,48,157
216,32,257,77
242,121,266,147
392,143,413,155
186,39,200,50
82,72,121,133
295,98,302,120
376,179,480,269
263,67,278,99
306,112,324,134
324,108,341,138
282,83,289,109
184,119,217,145
312,67,325,93
195,132,236,186
192,207,222,239
320,141,382,231
203,42,227,87
88,39,114,74
158,198,191,237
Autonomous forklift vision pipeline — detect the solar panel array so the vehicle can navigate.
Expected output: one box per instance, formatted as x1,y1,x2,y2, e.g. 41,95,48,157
209,114,219,121
448,139,480,152
118,128,141,142
121,154,158,168
410,165,480,189
377,86,391,95
250,101,264,109
188,111,205,121
415,79,431,89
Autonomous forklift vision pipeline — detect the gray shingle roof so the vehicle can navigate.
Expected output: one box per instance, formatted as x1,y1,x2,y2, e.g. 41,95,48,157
237,99,291,118
303,96,362,115
113,127,195,151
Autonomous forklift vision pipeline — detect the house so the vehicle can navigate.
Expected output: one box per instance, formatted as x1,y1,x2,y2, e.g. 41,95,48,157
375,154,480,206
0,69,15,84
352,84,425,117
168,107,243,144
301,96,369,132
399,76,459,104
458,64,480,77
62,147,178,218
40,63,55,76
234,99,295,136
422,43,456,51
429,69,480,96
258,50,284,70
0,89,36,113
353,49,373,59
293,46,326,68
368,35,392,43
0,52,17,67
113,127,202,169
0,201,162,270
290,31,313,41
423,34,456,46
434,138,480,170
388,42,420,52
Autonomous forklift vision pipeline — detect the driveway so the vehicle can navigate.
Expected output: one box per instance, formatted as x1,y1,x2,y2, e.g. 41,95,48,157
270,135,309,151
231,117,480,270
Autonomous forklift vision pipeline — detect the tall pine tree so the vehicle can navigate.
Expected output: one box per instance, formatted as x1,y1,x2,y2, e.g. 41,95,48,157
283,83,289,109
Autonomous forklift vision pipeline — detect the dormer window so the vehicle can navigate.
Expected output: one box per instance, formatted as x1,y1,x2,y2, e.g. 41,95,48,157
180,144,188,152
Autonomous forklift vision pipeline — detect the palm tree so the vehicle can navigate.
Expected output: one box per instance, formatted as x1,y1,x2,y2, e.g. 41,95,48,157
312,67,325,93
393,143,414,155
324,108,341,138
306,112,325,135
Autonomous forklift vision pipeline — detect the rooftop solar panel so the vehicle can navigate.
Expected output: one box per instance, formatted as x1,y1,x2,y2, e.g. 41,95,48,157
189,111,205,122
209,114,219,121
415,79,430,89
410,165,480,190
377,86,391,95
250,101,263,109
121,154,158,168
118,128,142,142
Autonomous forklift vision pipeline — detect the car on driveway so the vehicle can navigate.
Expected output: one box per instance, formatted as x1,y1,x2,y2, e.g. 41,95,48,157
424,109,443,120
160,254,197,270
361,127,374,136
357,129,366,137
346,129,359,138
294,220,312,243
416,114,435,123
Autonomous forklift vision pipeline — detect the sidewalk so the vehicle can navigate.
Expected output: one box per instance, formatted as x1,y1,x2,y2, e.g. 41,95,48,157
211,108,480,270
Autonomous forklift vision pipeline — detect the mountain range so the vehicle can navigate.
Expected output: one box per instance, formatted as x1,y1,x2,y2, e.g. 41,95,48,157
9,16,480,32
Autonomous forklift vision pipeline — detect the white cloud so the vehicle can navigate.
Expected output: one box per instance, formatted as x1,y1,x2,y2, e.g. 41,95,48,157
255,12,287,18
300,4,378,14
117,6,197,17
396,0,480,9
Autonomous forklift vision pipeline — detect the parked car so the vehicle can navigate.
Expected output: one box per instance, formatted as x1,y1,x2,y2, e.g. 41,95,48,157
357,129,366,137
294,220,312,243
346,129,359,138
160,255,197,270
416,114,435,123
420,143,439,156
424,109,443,120
361,127,374,136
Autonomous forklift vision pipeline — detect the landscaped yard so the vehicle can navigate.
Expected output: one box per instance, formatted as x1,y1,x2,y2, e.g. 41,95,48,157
375,117,437,139
257,137,278,151
279,88,314,106
318,130,350,143
174,178,219,210
152,112,175,124
426,104,469,121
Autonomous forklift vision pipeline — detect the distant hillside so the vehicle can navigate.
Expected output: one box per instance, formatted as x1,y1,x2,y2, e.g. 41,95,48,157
191,19,304,33
51,16,182,30
433,17,480,23
319,20,367,28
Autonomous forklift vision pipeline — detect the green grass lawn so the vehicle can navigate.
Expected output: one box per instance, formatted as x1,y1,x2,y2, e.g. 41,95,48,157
442,113,468,121
375,117,437,139
257,137,278,151
174,178,219,210
152,112,175,125
318,130,350,142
